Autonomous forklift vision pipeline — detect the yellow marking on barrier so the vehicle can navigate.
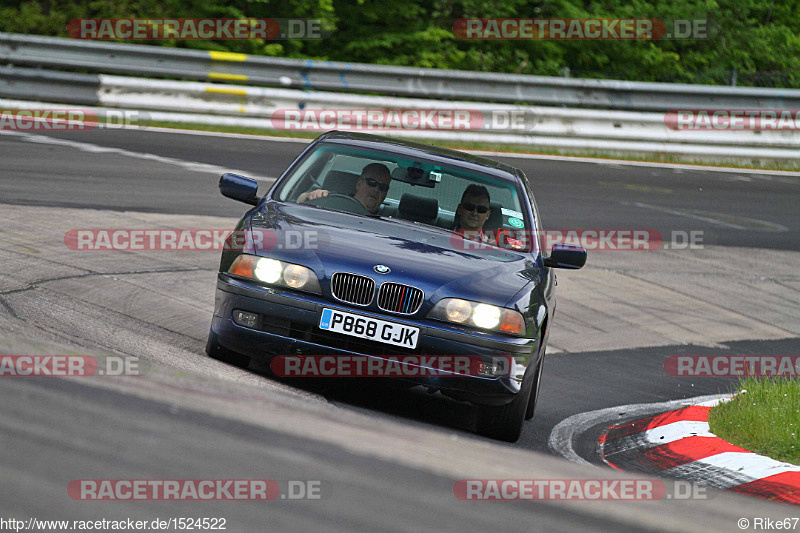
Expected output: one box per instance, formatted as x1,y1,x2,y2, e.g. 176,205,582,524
205,87,248,96
208,72,249,82
209,51,248,62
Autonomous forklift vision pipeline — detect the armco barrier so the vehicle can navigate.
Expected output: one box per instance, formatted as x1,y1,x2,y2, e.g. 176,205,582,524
2,32,800,162
4,95,800,162
91,74,800,149
3,32,800,111
0,66,100,105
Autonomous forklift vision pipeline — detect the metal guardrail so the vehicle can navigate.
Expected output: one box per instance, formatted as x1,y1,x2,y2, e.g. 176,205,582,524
3,32,800,111
2,33,799,162
89,74,798,149
0,66,100,105
5,95,800,162
2,66,800,162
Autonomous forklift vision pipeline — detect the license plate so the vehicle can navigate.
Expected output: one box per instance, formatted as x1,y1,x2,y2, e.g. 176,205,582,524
319,308,419,349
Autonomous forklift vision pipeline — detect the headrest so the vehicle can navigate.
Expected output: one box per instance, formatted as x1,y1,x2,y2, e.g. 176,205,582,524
321,170,359,195
483,202,505,231
398,193,438,225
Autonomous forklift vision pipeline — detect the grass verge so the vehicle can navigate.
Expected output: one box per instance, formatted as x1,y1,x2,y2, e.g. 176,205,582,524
708,376,800,465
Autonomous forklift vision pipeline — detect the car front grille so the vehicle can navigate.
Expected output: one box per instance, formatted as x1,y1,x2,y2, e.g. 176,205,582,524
330,272,375,306
377,282,424,314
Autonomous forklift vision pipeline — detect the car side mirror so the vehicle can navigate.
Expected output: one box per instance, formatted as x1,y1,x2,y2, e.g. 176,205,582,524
219,173,259,205
544,244,587,269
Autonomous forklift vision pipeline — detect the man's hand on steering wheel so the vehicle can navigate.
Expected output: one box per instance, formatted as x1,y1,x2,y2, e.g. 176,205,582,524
303,193,368,214
297,189,329,203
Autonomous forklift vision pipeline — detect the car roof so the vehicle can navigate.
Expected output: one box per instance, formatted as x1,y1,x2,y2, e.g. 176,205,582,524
315,131,522,183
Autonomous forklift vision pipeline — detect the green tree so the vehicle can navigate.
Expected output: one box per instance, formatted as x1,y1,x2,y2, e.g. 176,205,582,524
1,0,798,87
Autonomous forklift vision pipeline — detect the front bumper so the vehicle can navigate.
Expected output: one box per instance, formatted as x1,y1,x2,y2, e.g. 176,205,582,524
210,274,537,405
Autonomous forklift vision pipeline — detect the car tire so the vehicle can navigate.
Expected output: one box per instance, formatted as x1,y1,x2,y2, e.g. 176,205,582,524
205,330,251,368
475,369,535,442
525,357,544,421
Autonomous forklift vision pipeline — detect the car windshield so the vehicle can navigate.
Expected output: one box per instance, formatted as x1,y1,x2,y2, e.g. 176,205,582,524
274,143,535,252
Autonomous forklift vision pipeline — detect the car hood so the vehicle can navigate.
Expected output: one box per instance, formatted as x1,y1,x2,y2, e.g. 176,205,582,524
247,203,539,307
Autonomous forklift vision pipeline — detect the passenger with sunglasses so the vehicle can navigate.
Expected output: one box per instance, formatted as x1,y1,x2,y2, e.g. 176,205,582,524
297,163,391,214
454,184,492,243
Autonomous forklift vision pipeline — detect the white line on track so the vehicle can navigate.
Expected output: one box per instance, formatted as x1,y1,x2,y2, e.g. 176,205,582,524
3,99,797,180
547,393,731,467
621,201,789,231
0,129,276,183
122,124,800,180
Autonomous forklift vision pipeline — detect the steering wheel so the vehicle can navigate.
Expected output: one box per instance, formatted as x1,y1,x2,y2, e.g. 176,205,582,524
305,193,368,215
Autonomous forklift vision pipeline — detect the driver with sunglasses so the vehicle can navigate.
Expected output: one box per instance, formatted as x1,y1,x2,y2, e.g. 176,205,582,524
297,163,391,215
454,184,492,243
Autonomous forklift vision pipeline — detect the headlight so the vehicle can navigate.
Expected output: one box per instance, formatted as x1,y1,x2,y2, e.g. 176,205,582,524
472,303,501,329
255,258,282,284
283,264,310,288
428,298,525,336
445,298,471,323
228,254,321,294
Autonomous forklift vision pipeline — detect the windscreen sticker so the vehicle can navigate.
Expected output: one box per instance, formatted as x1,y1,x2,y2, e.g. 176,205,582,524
508,217,525,228
501,208,524,219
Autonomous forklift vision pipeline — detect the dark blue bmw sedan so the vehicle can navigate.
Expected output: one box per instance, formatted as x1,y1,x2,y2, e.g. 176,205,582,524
206,131,585,442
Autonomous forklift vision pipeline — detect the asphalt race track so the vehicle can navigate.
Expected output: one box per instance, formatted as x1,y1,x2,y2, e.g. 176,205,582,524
1,126,799,531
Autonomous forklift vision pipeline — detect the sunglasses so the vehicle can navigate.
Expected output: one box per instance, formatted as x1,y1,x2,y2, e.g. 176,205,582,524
461,202,490,214
363,177,390,192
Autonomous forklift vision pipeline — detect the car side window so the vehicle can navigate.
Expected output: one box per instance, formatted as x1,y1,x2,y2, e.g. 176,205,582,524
518,171,542,252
